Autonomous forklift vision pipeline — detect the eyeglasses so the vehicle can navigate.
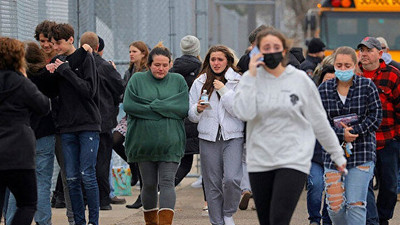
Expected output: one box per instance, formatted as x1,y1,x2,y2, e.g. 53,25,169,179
381,46,387,49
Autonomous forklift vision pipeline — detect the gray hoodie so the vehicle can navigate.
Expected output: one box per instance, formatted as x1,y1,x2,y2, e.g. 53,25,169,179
233,65,346,174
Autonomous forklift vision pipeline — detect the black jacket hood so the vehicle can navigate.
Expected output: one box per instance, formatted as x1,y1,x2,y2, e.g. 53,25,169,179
0,70,24,103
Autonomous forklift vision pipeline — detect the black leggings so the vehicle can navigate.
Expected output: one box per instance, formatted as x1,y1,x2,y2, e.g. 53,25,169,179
0,169,37,225
174,154,193,186
249,169,307,225
112,130,142,189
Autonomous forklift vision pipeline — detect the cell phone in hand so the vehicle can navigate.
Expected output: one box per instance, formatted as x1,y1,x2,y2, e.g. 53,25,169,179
249,46,263,62
200,101,210,106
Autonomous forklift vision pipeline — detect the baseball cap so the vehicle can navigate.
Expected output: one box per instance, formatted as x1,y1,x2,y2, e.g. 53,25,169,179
357,37,382,50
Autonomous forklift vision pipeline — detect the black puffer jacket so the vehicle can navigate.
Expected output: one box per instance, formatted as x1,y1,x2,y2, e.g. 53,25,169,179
0,70,50,170
170,55,202,154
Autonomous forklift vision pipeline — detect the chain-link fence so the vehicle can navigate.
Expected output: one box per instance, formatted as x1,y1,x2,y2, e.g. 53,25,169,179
0,0,208,75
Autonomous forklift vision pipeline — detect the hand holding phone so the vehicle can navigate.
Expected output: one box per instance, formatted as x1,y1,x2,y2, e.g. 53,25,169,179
249,46,263,62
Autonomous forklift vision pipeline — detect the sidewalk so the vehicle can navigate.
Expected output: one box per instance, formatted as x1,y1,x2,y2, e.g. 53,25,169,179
2,177,400,224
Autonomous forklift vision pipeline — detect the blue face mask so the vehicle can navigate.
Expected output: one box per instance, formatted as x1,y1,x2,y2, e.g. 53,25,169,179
335,68,354,82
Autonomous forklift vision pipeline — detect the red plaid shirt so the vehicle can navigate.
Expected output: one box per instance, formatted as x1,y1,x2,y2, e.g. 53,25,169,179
359,60,400,150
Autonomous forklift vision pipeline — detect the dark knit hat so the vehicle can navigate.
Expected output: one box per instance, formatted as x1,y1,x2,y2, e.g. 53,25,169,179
357,37,382,50
98,36,104,52
180,35,200,57
308,38,326,53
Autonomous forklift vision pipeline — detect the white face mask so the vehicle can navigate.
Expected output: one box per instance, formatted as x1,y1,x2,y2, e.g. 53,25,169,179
381,52,392,64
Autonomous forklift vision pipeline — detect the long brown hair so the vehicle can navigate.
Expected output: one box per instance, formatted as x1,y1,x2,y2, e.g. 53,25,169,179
129,41,149,73
198,45,239,98
24,41,46,74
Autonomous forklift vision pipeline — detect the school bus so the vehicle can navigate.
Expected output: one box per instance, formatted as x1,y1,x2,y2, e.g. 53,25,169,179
305,0,400,61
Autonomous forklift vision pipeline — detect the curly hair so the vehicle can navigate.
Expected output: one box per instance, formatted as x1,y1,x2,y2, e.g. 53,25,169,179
197,45,240,98
34,20,57,41
0,37,26,71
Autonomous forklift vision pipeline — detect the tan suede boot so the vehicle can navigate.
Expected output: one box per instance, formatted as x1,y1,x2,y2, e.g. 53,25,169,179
143,208,159,225
158,208,174,225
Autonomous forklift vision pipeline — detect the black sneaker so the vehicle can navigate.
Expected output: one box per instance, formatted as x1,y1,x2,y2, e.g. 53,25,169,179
100,204,112,210
126,195,142,209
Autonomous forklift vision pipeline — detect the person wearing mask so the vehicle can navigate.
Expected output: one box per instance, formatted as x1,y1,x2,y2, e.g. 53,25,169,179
358,37,400,225
80,32,125,211
48,23,101,225
0,37,50,225
233,28,347,225
377,37,400,71
306,64,335,225
189,45,244,225
319,46,382,224
123,43,189,225
113,41,149,209
300,38,326,77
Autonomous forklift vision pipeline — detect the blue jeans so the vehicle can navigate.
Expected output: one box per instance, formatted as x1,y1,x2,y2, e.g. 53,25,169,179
324,161,374,225
6,135,55,225
366,140,399,224
61,131,100,225
307,162,331,225
398,168,400,194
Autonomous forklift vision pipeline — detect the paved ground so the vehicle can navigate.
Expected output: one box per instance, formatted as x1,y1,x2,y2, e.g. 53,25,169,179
2,177,400,224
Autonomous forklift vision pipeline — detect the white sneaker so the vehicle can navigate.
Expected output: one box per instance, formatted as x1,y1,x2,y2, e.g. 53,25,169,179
191,176,202,188
224,216,235,225
201,206,209,217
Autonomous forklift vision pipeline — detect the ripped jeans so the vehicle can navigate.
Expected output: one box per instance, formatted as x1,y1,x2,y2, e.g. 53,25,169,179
324,161,374,225
61,131,100,225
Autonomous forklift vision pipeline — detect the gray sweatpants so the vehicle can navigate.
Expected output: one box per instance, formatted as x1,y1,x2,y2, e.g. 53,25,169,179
138,161,179,210
200,138,243,225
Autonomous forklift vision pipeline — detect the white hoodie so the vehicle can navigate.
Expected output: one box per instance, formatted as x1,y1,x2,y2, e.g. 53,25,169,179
233,65,346,174
188,67,244,142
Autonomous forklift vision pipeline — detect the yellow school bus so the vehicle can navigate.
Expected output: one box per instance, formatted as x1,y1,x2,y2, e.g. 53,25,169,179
305,0,400,61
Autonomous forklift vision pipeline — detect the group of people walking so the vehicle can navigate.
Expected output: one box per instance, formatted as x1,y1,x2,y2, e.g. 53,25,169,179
0,19,400,225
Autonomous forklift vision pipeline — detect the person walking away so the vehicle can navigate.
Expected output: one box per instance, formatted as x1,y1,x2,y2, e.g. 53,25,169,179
0,37,50,225
80,32,125,211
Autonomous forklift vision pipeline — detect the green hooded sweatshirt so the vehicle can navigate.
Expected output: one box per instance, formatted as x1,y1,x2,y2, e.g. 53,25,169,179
123,71,189,163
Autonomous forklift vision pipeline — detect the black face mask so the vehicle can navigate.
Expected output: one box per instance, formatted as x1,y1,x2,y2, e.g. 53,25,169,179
263,52,283,69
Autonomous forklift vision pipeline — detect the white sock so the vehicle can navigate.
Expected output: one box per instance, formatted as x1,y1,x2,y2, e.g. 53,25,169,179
224,216,235,225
